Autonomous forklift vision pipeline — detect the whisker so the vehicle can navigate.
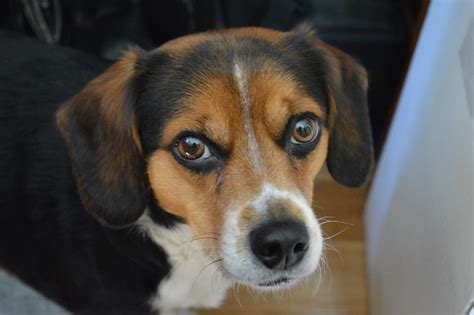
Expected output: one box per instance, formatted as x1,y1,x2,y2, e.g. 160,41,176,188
319,219,354,226
191,258,223,292
324,242,344,265
323,227,349,240
322,254,332,291
189,236,219,242
312,203,323,210
318,215,336,221
232,282,243,309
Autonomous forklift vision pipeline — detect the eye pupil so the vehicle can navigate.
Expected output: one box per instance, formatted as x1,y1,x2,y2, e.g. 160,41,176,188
292,118,318,143
297,124,311,138
177,136,205,160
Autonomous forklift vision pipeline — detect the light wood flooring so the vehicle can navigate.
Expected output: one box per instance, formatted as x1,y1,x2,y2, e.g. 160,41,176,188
199,167,370,315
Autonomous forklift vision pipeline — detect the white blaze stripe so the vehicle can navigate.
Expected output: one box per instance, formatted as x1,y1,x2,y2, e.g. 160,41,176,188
252,183,322,241
233,61,263,173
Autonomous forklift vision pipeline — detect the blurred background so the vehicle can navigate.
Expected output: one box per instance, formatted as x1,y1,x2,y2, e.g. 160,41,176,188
1,1,473,315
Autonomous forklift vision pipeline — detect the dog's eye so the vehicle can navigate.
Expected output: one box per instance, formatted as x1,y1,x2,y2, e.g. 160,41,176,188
291,117,320,144
175,136,211,160
281,113,322,159
171,132,226,174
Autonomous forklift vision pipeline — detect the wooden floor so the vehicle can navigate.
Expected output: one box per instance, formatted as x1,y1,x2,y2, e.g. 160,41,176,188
199,167,370,315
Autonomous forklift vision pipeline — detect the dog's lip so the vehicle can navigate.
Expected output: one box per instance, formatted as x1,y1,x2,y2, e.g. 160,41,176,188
257,277,291,287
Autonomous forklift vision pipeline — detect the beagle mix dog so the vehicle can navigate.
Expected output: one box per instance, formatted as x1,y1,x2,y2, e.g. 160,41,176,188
0,27,372,315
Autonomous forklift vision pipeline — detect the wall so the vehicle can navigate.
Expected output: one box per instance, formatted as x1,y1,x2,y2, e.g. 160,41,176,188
364,0,474,314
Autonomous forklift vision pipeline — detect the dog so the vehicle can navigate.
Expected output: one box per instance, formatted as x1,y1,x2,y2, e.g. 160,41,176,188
0,26,373,315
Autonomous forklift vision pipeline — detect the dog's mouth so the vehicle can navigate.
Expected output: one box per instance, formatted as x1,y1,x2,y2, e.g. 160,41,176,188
257,277,292,287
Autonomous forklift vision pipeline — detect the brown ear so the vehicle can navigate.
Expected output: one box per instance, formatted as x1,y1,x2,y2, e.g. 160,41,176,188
320,42,374,187
56,50,147,226
294,25,374,187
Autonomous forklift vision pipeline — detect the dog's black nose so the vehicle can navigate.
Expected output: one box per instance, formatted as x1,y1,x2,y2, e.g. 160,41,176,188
250,220,309,270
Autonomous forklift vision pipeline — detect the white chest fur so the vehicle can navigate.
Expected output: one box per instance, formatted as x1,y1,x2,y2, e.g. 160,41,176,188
138,216,231,314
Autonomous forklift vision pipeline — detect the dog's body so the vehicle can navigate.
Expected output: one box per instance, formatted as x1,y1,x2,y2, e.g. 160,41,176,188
0,28,373,315
0,32,174,314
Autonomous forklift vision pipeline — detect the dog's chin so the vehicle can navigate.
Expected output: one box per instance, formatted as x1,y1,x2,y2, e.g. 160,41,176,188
219,257,320,292
223,273,304,292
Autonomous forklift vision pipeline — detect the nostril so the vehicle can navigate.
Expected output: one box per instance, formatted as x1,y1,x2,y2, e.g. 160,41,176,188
293,241,309,254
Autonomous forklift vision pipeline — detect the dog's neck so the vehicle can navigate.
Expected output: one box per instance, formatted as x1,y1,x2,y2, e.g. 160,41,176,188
136,212,231,313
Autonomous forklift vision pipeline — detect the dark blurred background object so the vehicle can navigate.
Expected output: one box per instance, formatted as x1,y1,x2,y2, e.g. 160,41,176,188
0,0,427,150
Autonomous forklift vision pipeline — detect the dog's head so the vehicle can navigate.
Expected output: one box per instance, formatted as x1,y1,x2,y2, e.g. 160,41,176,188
57,27,373,289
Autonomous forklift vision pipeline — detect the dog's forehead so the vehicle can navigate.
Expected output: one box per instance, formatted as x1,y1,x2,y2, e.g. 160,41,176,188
135,29,329,155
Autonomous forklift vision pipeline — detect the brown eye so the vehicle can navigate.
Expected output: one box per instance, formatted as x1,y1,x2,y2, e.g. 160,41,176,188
175,136,210,160
291,117,319,144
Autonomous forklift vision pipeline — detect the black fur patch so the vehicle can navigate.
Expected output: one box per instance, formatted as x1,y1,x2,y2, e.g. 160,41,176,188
326,67,374,187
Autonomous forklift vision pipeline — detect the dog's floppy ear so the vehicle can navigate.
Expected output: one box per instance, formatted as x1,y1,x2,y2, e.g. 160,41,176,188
297,27,374,187
56,50,147,226
322,42,373,187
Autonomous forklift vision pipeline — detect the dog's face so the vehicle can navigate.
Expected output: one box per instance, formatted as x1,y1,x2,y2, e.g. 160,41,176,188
57,28,373,289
